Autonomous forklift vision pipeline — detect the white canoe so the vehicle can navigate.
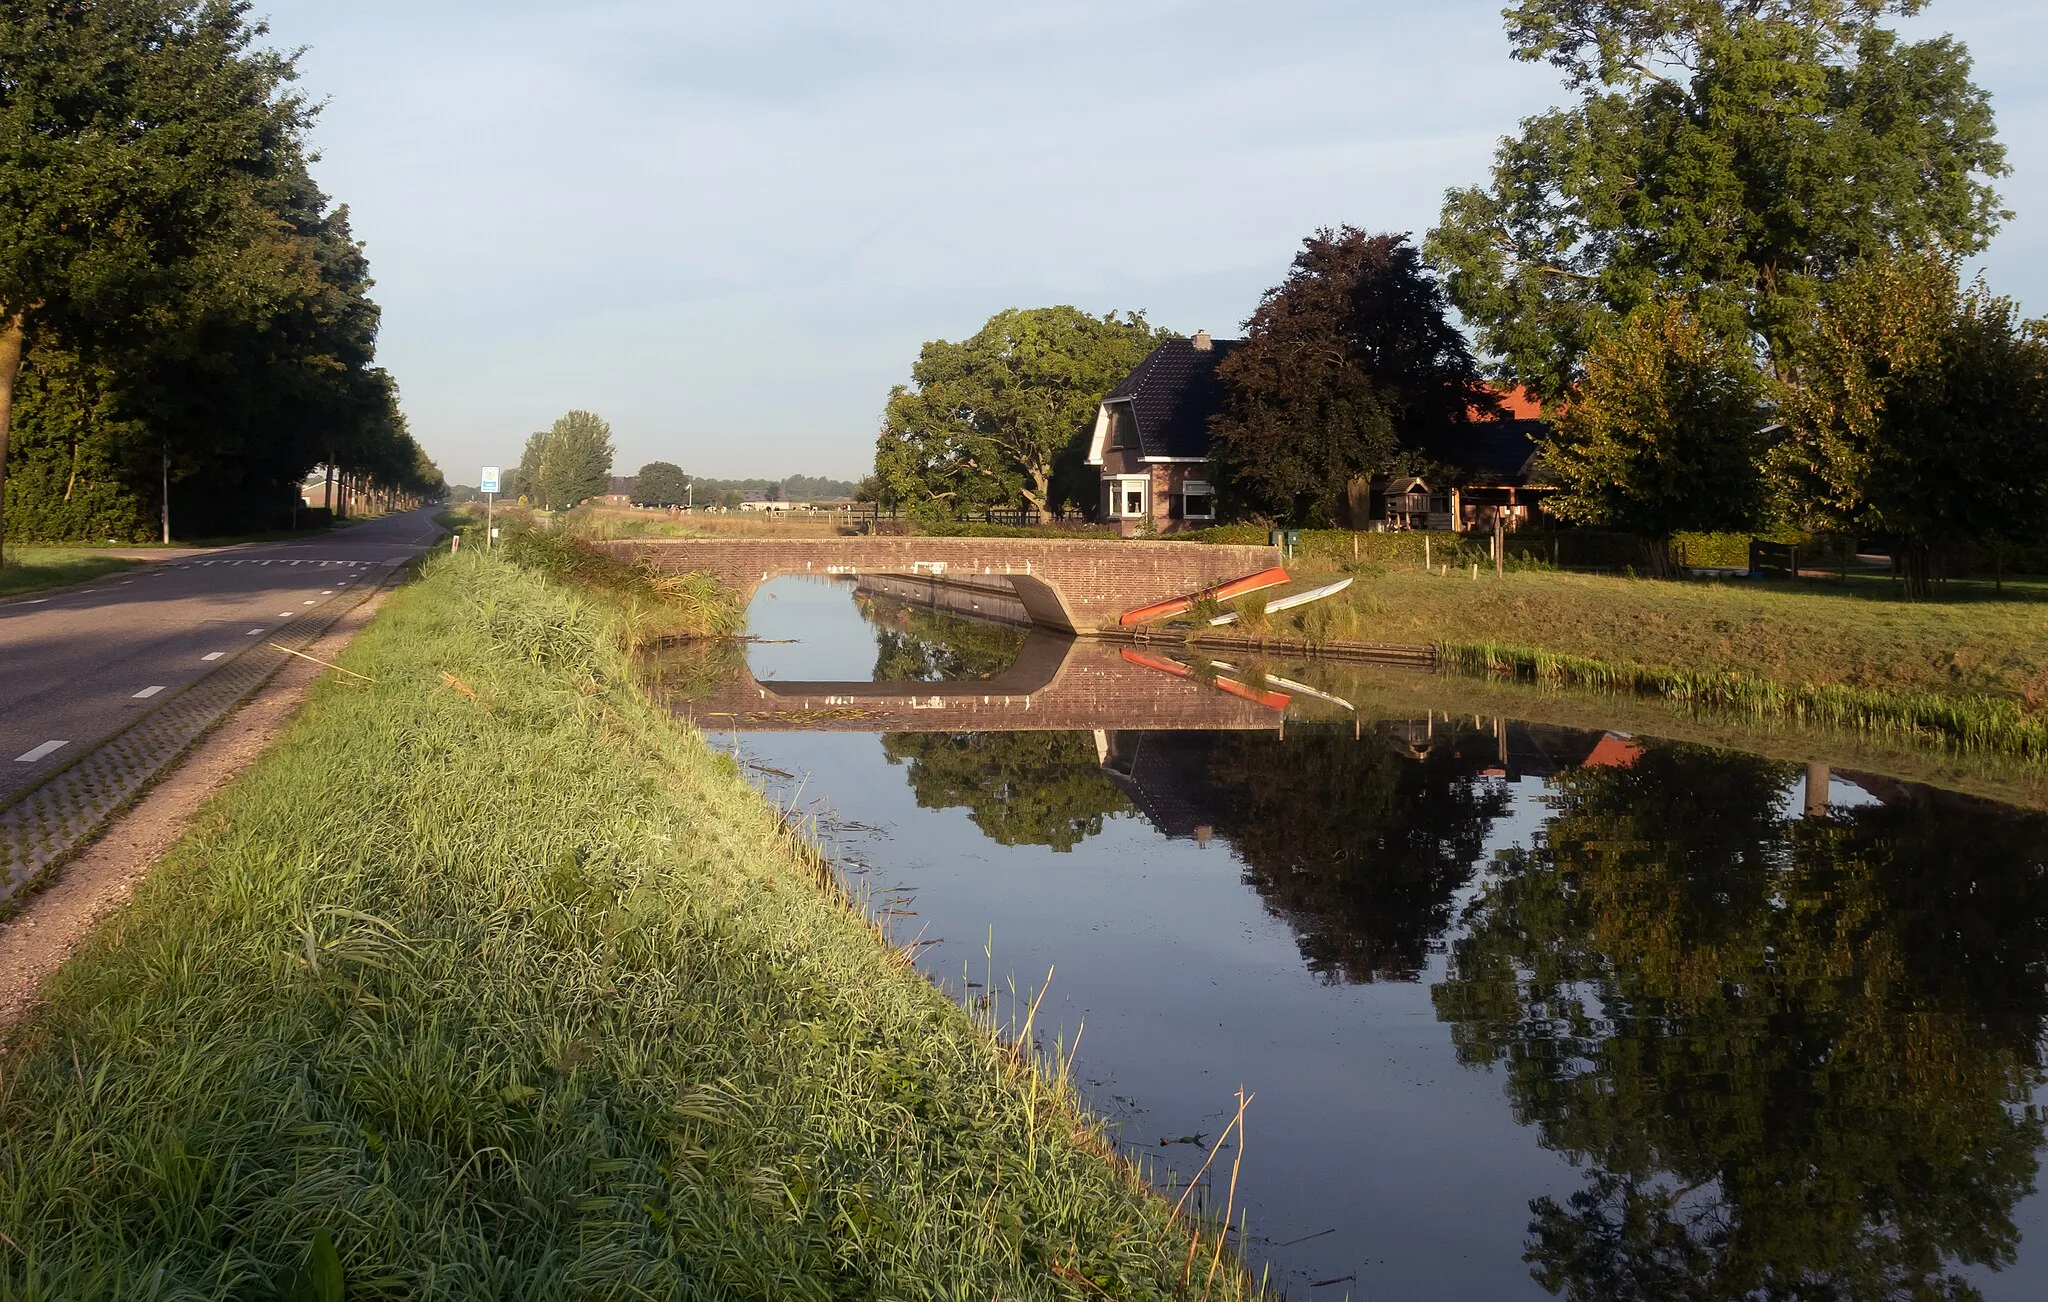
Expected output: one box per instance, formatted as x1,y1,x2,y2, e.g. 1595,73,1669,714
1210,576,1353,625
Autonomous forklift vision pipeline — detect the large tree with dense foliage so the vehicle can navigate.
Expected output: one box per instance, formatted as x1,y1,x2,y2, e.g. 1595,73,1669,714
1,0,426,544
1427,0,2009,398
872,306,1164,520
634,460,689,507
0,0,311,553
519,410,614,510
1769,247,2048,597
1209,230,1495,525
1539,298,1773,553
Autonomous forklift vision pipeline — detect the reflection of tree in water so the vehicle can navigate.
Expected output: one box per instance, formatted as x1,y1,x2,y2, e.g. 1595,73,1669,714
881,732,1130,852
859,594,1026,683
1198,730,1512,983
1433,742,2048,1302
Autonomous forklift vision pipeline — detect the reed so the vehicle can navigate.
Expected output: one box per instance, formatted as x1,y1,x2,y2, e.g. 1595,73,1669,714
0,550,1261,1299
1440,640,2048,758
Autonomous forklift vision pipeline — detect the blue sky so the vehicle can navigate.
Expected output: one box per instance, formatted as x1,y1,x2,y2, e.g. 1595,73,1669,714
260,1,2048,486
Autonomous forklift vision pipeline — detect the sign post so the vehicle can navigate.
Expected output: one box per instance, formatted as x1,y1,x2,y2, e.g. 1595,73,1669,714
480,467,499,548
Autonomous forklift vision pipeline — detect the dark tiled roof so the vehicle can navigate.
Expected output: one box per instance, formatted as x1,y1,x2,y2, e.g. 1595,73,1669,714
1104,337,1240,459
1453,418,1548,486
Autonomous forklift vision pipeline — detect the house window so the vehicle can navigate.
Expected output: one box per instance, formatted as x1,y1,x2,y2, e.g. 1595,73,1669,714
1106,475,1149,518
1106,404,1138,451
1181,481,1214,520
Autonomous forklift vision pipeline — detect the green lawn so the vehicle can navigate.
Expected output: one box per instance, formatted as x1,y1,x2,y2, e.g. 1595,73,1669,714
1283,563,2048,707
0,551,1249,1299
0,546,145,598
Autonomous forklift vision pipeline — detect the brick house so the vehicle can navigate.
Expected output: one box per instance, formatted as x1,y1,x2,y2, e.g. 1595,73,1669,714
1084,331,1233,536
1088,332,1553,532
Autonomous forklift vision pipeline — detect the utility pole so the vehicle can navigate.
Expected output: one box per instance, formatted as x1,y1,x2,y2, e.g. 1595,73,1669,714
686,480,693,512
160,444,171,544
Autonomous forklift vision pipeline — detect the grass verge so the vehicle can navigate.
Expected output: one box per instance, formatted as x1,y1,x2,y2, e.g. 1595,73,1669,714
0,549,1254,1299
1170,561,2048,755
0,547,144,598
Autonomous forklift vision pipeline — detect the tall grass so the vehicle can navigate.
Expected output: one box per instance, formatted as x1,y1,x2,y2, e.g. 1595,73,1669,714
497,517,744,647
1440,640,2048,759
0,551,1258,1299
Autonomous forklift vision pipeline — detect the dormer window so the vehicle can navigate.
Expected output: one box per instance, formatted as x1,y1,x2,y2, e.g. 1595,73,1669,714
1106,403,1138,452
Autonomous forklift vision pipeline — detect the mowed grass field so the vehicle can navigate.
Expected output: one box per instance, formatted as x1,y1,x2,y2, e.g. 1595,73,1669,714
0,546,143,598
0,551,1252,1299
1288,564,2048,707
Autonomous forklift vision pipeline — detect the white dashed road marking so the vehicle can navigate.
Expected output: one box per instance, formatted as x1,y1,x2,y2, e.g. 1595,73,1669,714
247,628,265,635
202,652,225,661
302,599,316,605
132,686,166,699
15,740,68,763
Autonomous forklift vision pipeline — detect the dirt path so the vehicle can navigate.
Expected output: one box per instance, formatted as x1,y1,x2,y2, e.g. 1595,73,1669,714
0,578,399,1028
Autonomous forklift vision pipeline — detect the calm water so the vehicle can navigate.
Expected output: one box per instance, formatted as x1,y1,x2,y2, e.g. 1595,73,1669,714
655,576,2048,1301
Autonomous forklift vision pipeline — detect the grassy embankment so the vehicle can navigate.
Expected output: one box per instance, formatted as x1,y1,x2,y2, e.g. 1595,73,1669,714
0,546,144,598
0,547,1257,1298
1173,528,2048,758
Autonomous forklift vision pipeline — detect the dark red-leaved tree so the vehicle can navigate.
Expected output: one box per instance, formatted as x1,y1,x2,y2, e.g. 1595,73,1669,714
1210,229,1496,524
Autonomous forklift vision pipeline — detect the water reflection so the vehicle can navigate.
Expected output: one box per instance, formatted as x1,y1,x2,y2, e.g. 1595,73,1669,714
1104,729,1513,982
1436,744,2048,1301
651,576,2048,1298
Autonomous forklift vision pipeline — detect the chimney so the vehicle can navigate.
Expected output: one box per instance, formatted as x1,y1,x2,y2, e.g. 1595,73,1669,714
1190,330,1212,351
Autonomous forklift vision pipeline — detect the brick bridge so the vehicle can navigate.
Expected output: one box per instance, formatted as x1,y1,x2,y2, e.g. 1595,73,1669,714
673,632,1286,733
612,537,1279,634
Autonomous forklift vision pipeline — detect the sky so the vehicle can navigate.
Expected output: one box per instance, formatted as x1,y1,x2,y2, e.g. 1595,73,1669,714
257,0,2048,486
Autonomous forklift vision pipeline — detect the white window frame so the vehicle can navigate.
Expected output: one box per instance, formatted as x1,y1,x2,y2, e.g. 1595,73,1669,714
1180,480,1215,521
1106,474,1150,519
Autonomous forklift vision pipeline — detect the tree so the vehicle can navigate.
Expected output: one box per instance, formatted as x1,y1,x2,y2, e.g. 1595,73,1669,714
635,461,689,507
1428,0,2009,398
1434,743,2048,1300
873,306,1164,520
1209,230,1494,525
0,0,315,558
1539,299,1772,557
1770,248,2048,597
525,410,613,510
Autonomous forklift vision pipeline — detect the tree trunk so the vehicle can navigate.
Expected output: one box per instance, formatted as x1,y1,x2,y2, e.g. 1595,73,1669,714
0,311,26,567
1900,541,1933,601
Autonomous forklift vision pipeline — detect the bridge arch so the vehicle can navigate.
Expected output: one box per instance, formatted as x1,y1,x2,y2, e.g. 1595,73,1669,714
611,537,1281,635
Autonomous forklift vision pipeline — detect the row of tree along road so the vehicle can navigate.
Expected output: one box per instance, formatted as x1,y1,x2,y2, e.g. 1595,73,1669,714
0,1,442,556
870,0,2046,599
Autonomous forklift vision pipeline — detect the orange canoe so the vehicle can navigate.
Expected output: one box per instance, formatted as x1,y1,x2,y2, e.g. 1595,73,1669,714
1117,566,1291,628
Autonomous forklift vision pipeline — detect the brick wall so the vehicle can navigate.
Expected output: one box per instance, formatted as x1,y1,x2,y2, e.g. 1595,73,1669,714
613,537,1281,634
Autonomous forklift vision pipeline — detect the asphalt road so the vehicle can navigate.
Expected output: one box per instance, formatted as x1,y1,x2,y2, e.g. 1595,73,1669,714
0,509,441,805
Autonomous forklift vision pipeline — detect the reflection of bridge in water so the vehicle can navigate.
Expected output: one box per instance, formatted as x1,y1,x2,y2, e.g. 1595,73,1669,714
678,631,1290,733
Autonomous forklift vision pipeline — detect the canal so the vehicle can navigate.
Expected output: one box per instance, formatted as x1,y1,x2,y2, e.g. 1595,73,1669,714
652,575,2048,1301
